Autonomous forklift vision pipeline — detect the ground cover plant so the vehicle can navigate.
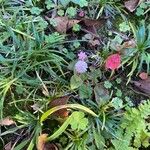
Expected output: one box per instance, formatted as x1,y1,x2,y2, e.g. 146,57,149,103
0,0,150,150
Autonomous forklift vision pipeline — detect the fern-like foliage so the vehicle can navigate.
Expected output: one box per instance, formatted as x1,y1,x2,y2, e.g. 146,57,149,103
112,100,150,150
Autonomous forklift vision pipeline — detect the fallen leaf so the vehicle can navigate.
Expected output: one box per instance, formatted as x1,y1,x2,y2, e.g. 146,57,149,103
44,143,59,150
37,134,48,150
4,142,12,150
89,39,100,46
139,72,148,80
50,16,105,34
49,96,70,118
132,77,150,95
67,19,81,30
124,0,142,12
80,18,106,34
0,117,16,126
122,39,136,49
82,18,105,28
120,39,136,56
51,17,80,33
37,134,59,150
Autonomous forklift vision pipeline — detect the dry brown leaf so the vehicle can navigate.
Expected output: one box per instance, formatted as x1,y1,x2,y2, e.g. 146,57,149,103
51,17,105,34
82,18,105,28
37,134,48,150
4,142,12,150
122,39,136,49
49,96,70,118
132,77,150,95
80,18,106,34
120,39,136,55
67,19,81,30
37,134,59,150
44,143,58,150
124,0,143,12
89,39,100,46
53,17,80,34
0,117,15,126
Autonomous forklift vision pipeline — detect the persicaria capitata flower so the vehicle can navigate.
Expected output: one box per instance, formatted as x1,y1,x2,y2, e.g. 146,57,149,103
78,51,87,61
75,60,88,73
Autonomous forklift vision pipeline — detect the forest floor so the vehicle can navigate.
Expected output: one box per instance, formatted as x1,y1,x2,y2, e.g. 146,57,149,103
0,0,150,150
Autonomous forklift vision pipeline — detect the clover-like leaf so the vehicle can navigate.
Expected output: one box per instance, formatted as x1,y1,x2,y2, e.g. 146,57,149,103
70,111,88,131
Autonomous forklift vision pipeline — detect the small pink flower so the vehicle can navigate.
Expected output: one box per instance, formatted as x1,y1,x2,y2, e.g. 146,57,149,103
78,51,87,61
105,54,121,70
75,60,88,73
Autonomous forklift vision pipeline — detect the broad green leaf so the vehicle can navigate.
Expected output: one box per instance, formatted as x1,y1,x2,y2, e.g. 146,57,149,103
70,111,88,130
94,83,110,106
70,74,83,90
79,83,92,99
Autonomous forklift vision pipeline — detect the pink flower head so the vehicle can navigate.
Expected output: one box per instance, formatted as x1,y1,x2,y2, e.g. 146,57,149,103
105,54,121,70
78,51,87,61
75,60,88,73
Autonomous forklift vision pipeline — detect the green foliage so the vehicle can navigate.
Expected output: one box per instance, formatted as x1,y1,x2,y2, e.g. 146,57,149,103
70,111,88,131
112,100,150,149
0,0,150,150
104,81,112,89
30,7,43,15
123,22,150,82
111,97,123,109
119,22,130,32
136,1,150,16
70,74,83,90
79,83,92,99
66,7,77,18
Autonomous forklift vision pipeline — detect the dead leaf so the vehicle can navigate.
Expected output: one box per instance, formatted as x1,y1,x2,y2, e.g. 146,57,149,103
132,77,150,95
139,72,148,80
50,17,105,35
37,134,48,150
4,142,12,150
124,0,142,12
51,17,80,34
37,134,59,150
44,143,58,150
122,39,136,49
80,18,106,34
89,39,100,46
49,96,70,118
0,117,16,126
67,19,81,30
120,39,136,56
